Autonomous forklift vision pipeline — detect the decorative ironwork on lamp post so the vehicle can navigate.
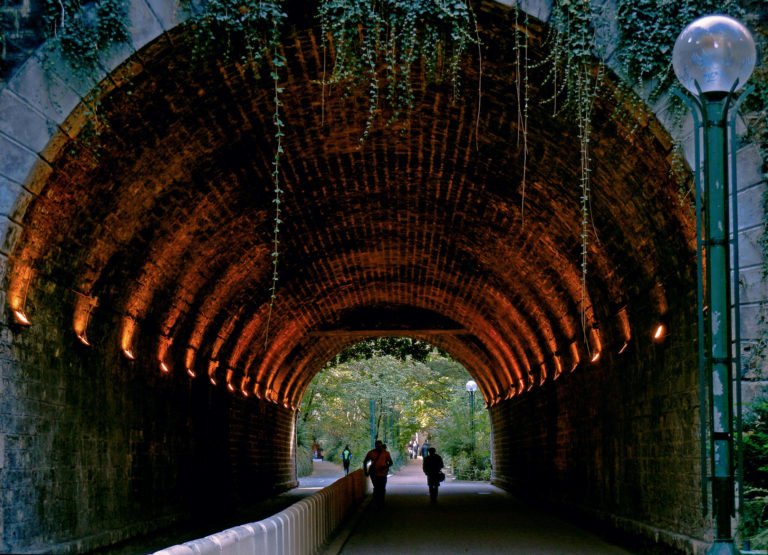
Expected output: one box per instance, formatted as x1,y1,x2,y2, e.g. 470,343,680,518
672,14,757,555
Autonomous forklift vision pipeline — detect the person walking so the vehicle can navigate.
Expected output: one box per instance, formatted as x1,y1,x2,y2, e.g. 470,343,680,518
363,440,393,507
341,445,352,476
422,447,444,504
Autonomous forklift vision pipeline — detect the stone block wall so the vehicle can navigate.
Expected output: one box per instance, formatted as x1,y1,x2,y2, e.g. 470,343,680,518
0,0,44,86
490,288,711,553
0,284,297,554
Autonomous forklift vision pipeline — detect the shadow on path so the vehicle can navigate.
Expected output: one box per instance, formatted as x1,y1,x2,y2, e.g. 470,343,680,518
339,460,633,554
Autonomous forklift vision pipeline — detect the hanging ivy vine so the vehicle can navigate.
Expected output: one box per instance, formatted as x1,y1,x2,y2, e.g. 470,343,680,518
317,0,480,142
185,0,287,346
42,0,129,71
535,0,606,346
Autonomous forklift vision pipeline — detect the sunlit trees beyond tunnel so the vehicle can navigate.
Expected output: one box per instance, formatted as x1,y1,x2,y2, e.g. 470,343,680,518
298,338,491,479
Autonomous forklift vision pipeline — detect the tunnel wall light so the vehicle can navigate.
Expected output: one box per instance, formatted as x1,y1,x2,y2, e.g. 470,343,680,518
553,353,563,380
617,307,631,343
13,310,31,326
226,369,235,392
9,265,33,326
653,323,666,341
73,294,98,346
185,347,197,378
208,360,219,386
570,342,580,371
589,327,602,363
121,317,137,360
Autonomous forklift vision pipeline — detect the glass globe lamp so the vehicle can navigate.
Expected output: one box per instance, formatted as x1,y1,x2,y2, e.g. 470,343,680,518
672,15,756,97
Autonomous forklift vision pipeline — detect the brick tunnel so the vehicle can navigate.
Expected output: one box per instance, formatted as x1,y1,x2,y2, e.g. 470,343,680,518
1,0,765,553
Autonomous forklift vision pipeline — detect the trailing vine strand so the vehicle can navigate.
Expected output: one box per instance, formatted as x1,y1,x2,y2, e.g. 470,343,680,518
265,11,287,349
318,0,480,142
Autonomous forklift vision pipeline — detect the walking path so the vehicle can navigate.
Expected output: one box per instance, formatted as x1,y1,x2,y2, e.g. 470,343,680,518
335,459,633,554
99,459,633,554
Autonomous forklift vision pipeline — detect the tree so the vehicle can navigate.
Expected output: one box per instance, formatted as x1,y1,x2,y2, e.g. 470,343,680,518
298,340,491,481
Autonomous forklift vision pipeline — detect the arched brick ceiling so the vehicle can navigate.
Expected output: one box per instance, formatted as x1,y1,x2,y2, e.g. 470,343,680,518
8,2,694,409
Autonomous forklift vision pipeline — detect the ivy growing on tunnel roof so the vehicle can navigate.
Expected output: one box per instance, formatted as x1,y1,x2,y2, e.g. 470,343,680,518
34,0,768,371
317,0,481,142
42,0,128,71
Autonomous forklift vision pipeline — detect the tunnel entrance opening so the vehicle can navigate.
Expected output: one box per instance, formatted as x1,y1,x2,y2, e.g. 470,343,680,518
298,337,491,484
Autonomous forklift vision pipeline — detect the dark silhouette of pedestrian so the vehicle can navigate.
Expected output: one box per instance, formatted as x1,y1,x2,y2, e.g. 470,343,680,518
422,447,444,504
341,445,352,476
363,440,393,506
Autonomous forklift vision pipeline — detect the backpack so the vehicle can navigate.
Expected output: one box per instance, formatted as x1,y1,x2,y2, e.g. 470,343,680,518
342,449,351,462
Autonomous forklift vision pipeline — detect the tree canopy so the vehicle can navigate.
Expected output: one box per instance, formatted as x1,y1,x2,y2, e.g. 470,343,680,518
298,338,491,480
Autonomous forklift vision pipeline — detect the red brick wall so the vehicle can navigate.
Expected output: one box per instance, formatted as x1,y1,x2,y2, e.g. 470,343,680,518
0,288,297,553
490,287,711,552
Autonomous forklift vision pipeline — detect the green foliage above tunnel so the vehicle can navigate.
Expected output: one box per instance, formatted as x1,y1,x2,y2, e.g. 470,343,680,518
298,345,490,479
740,395,768,547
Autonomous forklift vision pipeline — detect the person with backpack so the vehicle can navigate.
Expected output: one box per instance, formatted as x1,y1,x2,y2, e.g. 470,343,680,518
422,447,445,504
341,445,352,476
363,440,393,506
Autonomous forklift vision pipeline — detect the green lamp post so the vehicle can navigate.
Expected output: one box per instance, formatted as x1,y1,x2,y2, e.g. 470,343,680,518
466,379,478,455
672,15,757,555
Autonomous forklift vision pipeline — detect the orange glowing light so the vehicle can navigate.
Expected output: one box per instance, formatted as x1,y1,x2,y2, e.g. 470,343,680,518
185,347,196,372
159,362,170,373
187,367,197,378
591,351,601,363
283,402,290,409
73,294,97,343
227,383,235,392
208,359,219,386
618,342,629,354
240,375,250,396
13,310,30,326
570,342,580,371
9,265,33,326
653,324,666,341
590,327,602,353
617,307,631,343
121,317,137,360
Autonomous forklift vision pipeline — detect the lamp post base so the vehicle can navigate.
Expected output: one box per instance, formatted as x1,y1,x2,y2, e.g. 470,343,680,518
706,540,741,555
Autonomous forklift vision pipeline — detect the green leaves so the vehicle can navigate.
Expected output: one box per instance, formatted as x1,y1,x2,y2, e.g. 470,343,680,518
42,0,129,71
318,0,479,140
740,397,768,543
300,349,477,467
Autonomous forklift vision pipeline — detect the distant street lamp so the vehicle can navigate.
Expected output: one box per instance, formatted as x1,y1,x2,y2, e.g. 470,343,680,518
672,14,757,555
466,379,478,454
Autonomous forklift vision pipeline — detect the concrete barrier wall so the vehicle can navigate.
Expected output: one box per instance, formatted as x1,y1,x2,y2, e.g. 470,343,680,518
154,469,369,555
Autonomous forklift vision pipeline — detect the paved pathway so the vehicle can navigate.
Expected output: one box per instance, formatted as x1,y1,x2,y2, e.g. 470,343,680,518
338,460,633,554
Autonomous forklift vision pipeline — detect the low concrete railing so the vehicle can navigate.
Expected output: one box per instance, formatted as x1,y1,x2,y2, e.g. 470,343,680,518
154,469,369,555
